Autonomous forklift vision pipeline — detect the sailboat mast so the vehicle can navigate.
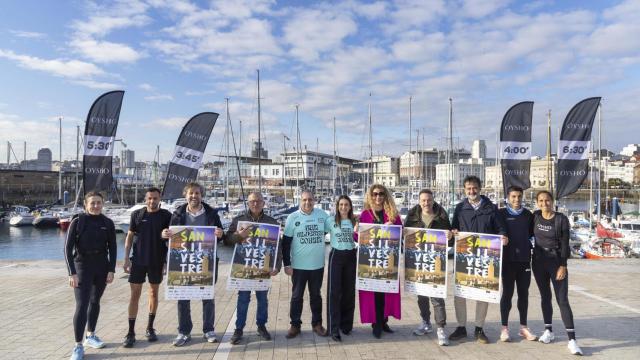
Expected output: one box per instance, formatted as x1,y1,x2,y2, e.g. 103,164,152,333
257,70,262,192
546,110,552,192
447,98,454,208
597,102,602,221
368,93,373,189
409,96,412,198
295,104,300,196
59,116,63,201
333,116,337,196
225,98,230,202
75,125,80,201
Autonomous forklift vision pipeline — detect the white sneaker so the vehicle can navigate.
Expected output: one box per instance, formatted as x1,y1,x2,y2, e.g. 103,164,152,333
568,339,583,355
204,331,218,343
83,334,105,349
538,329,555,344
500,328,511,342
412,320,433,335
437,328,449,346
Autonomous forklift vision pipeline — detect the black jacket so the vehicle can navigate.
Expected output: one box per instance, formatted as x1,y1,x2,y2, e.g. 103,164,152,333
404,202,453,246
498,207,534,262
451,195,507,236
532,210,571,266
225,210,283,271
170,202,223,229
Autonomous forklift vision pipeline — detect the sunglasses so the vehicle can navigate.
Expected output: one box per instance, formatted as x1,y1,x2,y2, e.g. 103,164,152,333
372,192,385,197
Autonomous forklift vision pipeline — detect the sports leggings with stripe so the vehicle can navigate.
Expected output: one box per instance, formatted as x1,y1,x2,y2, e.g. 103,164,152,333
532,254,575,335
73,258,108,342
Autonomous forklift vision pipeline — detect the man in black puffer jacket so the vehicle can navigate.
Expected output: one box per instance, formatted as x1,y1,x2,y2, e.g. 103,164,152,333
404,189,453,346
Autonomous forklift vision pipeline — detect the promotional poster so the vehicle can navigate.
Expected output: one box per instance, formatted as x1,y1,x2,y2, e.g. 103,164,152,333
165,226,217,300
227,222,280,291
404,227,448,298
454,232,503,303
356,224,402,293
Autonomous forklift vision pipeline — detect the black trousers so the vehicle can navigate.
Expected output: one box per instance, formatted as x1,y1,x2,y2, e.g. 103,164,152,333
532,252,575,331
73,258,108,342
500,261,532,326
290,268,324,327
327,249,356,335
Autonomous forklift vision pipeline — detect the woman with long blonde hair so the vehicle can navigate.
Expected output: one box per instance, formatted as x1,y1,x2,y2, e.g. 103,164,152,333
356,184,402,338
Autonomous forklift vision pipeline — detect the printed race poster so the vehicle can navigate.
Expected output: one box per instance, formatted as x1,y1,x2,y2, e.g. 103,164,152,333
227,221,280,291
454,232,503,303
165,226,217,300
356,223,402,293
404,228,448,298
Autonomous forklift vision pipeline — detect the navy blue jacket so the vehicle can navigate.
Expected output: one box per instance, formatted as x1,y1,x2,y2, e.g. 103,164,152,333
498,207,533,262
451,195,507,236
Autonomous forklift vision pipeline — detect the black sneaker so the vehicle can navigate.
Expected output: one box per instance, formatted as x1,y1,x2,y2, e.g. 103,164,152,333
475,328,489,344
448,326,467,341
230,329,243,345
122,332,135,348
257,325,271,341
145,328,158,342
382,323,394,333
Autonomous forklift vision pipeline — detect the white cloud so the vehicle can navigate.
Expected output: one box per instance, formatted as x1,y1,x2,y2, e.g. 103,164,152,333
460,0,510,19
9,30,47,39
283,9,357,61
391,31,446,63
70,38,143,63
72,14,150,38
71,79,122,90
384,0,447,33
351,1,387,19
143,116,188,128
139,83,155,91
144,94,174,101
0,49,104,79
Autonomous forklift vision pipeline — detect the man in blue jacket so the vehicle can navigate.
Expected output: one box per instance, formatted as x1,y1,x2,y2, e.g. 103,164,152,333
449,176,508,344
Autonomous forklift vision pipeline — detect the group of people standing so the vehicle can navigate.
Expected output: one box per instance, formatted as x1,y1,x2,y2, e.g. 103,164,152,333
64,177,582,360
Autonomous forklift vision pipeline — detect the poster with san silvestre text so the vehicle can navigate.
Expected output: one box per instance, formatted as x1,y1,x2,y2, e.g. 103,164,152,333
356,223,402,293
454,232,502,303
165,226,216,300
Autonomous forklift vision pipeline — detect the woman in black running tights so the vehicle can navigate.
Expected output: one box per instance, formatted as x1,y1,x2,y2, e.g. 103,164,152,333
64,191,117,360
532,190,582,356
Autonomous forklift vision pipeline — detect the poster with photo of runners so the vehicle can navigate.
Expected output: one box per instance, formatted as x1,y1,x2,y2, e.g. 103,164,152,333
454,232,503,303
404,227,448,298
227,221,280,291
356,223,402,293
165,226,217,300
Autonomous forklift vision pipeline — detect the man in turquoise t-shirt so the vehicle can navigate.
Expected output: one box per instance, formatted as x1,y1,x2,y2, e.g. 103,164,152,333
282,190,328,339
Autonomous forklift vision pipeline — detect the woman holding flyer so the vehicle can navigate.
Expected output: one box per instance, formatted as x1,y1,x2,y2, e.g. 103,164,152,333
325,195,357,342
532,190,582,356
357,184,402,339
64,192,117,360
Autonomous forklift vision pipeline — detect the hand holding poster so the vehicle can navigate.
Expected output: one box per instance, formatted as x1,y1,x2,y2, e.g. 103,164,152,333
165,226,217,300
404,228,448,298
356,224,402,293
454,232,503,303
227,221,280,291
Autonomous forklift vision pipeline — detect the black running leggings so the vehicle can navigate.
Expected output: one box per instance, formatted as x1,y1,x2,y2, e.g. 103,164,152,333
73,259,108,342
532,255,575,331
500,261,531,326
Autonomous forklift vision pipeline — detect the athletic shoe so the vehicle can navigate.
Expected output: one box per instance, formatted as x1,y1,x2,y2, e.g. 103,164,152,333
568,339,583,355
122,333,136,348
437,328,449,346
500,328,511,342
145,328,158,342
519,327,537,341
257,325,271,341
172,333,191,347
538,329,555,344
70,344,84,360
83,334,105,349
475,328,489,344
230,329,243,345
413,320,433,336
204,331,218,343
448,326,467,341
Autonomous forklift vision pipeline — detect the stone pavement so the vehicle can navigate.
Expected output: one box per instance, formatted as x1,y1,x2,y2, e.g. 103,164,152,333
1,246,639,360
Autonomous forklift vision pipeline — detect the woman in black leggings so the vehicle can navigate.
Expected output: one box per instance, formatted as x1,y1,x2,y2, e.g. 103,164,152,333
532,190,581,355
64,191,117,360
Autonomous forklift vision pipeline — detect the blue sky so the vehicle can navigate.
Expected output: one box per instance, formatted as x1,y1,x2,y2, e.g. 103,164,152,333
1,0,639,163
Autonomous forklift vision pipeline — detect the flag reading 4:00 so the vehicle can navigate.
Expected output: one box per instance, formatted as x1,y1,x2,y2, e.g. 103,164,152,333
356,224,402,293
454,232,503,303
165,226,217,300
404,228,448,299
227,222,280,291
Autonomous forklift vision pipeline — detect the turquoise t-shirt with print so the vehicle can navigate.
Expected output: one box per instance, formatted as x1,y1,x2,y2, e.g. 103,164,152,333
284,208,328,270
325,217,356,250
